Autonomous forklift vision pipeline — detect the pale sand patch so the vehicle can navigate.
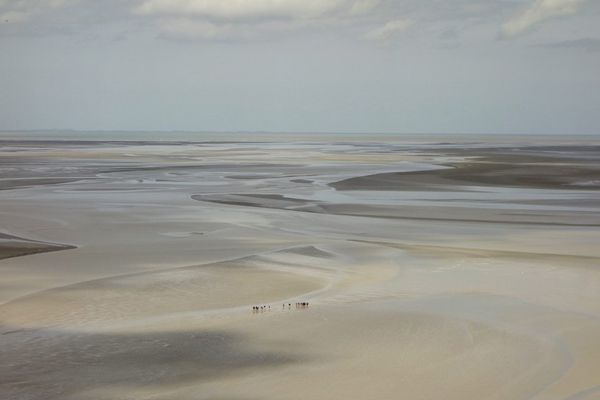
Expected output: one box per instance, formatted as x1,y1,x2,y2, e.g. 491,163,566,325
0,259,325,330
4,240,599,400
203,304,567,400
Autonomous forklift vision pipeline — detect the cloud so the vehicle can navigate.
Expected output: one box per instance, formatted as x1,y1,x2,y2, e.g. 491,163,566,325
134,0,347,21
501,0,586,38
0,0,594,44
348,0,380,16
157,17,320,41
0,0,73,23
134,0,388,40
364,18,413,42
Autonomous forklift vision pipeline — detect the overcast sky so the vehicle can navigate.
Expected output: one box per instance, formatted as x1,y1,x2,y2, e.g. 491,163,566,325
1,0,599,134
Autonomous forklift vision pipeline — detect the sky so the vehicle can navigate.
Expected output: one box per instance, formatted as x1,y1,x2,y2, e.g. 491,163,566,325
1,0,599,135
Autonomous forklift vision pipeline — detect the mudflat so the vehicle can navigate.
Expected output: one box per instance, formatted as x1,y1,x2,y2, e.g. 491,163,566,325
1,134,599,400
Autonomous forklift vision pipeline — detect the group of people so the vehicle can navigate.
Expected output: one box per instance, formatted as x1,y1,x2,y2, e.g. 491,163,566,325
251,302,310,313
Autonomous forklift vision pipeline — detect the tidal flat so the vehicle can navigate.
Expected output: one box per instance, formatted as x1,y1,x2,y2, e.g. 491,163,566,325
1,133,600,400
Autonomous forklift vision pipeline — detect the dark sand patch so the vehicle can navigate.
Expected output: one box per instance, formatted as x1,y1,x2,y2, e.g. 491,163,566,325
102,163,296,174
0,328,307,400
0,178,82,191
291,179,313,184
227,175,279,180
331,151,600,191
0,233,75,261
192,195,600,226
283,246,335,259
192,193,313,209
296,203,600,226
235,194,308,202
0,242,74,260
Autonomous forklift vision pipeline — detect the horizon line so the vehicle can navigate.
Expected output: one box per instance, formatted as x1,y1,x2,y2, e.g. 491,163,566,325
1,129,599,136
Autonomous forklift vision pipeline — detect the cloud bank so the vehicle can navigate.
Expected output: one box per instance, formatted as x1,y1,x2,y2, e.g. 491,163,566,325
0,0,595,43
134,0,384,40
501,0,587,37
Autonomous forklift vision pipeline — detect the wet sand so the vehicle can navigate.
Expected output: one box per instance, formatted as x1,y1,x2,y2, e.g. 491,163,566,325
1,134,599,400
